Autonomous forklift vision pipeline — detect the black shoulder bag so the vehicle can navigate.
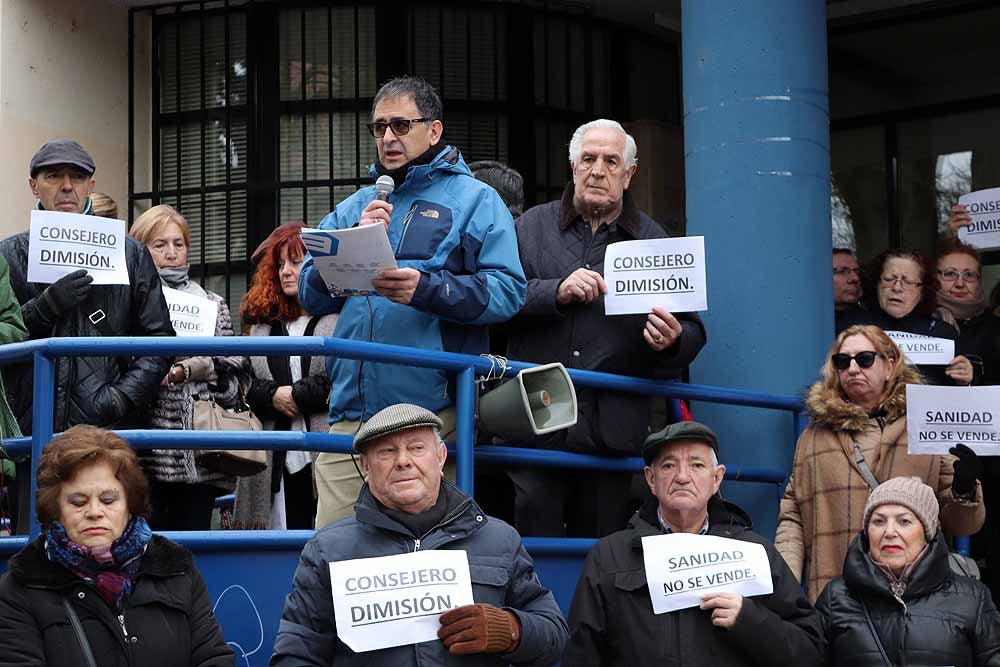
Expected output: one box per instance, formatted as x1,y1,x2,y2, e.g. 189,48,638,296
62,597,98,667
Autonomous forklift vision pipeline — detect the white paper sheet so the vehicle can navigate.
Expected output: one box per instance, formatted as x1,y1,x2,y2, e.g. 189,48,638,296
641,533,773,615
27,210,129,285
162,286,218,337
957,187,1000,250
604,236,707,315
885,330,955,366
906,384,1000,456
330,550,474,653
301,224,397,297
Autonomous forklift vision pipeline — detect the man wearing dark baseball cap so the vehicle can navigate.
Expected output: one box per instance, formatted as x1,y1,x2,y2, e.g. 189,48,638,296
564,420,823,666
0,139,174,533
272,402,568,666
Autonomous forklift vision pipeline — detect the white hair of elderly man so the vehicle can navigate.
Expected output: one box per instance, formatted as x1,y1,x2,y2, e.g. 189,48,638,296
568,119,638,169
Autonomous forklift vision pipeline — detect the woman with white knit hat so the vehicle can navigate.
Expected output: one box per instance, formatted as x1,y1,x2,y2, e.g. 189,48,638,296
817,476,1000,666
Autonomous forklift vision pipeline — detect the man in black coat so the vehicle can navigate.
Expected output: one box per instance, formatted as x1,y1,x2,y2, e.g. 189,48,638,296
0,140,174,531
563,421,824,666
505,119,706,537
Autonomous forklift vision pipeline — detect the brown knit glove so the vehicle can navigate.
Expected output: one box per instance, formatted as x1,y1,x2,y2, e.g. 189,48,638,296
437,603,521,655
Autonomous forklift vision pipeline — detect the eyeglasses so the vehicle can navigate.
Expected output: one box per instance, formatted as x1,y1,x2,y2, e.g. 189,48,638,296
879,275,922,289
831,351,883,370
938,269,981,284
366,117,431,138
833,267,861,277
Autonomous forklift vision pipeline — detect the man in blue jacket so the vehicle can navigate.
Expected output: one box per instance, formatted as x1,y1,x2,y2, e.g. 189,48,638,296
270,403,568,666
300,76,526,528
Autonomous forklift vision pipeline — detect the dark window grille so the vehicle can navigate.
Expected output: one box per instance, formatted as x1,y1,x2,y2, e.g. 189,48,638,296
131,1,682,303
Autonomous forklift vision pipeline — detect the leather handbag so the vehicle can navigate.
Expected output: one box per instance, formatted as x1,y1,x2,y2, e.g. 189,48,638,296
193,397,267,476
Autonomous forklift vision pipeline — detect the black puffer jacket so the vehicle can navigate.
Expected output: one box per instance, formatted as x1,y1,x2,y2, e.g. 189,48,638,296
0,231,174,433
0,534,234,666
563,496,824,666
507,185,707,455
817,531,1000,666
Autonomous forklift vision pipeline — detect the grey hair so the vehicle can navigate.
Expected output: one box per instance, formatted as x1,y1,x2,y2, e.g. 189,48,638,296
372,76,443,121
568,119,638,168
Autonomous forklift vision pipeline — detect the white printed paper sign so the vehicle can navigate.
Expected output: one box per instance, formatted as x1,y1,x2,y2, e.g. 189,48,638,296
162,286,218,337
301,225,398,297
330,550,474,653
27,210,129,285
604,236,707,315
957,188,1000,250
885,330,955,366
641,533,773,615
906,384,1000,456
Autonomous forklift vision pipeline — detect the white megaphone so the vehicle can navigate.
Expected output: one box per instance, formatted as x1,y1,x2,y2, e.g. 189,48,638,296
477,362,578,438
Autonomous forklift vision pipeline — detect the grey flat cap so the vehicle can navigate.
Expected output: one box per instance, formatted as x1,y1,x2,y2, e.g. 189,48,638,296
642,420,719,464
354,403,443,453
30,140,96,177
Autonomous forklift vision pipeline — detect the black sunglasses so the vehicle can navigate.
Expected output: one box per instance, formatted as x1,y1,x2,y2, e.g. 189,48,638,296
831,351,883,370
366,117,431,138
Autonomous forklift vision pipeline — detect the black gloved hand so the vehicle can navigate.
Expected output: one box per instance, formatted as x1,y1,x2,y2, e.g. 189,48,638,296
949,443,983,498
40,269,93,317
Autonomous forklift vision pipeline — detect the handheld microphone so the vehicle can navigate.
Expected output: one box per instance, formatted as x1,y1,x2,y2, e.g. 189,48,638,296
375,175,395,202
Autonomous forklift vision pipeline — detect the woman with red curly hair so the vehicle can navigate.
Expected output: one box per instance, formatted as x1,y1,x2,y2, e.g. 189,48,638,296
234,223,338,529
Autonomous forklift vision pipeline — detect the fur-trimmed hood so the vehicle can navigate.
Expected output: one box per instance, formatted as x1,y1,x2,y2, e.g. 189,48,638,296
804,363,924,432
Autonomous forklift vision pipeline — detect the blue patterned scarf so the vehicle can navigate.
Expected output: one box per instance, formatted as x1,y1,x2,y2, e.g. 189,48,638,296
44,517,152,610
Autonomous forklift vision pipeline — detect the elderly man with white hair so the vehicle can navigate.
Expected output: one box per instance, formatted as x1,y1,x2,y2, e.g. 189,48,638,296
505,119,706,538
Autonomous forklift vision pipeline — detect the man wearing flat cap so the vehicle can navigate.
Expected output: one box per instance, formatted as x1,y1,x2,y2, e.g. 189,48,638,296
0,140,173,531
271,402,568,666
563,421,823,667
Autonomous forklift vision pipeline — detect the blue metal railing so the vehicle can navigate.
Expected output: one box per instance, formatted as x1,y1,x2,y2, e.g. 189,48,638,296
0,335,803,548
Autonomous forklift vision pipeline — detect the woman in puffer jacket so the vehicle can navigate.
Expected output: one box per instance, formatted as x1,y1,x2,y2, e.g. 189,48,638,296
818,476,1000,666
130,205,245,530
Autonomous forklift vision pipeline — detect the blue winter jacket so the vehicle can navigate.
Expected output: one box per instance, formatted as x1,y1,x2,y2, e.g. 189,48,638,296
269,481,569,666
299,146,527,423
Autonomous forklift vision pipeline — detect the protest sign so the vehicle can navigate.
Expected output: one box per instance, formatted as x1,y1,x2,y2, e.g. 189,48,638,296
906,384,1000,456
603,236,707,315
301,224,397,296
641,533,773,615
885,330,954,366
162,286,218,337
330,550,474,653
957,187,1000,250
27,210,129,285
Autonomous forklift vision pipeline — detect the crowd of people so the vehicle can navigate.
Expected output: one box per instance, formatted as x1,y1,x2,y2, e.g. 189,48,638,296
0,73,999,665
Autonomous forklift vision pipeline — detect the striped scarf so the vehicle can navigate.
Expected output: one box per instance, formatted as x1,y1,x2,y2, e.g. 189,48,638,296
44,516,152,611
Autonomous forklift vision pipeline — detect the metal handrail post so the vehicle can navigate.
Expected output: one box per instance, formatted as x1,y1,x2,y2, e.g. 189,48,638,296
29,350,55,539
455,366,476,494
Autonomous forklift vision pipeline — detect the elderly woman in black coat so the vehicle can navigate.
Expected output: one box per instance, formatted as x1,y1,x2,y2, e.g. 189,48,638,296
0,426,233,667
817,476,1000,666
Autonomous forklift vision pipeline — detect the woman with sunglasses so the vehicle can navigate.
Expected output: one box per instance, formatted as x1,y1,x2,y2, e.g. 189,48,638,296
775,324,984,601
837,248,972,386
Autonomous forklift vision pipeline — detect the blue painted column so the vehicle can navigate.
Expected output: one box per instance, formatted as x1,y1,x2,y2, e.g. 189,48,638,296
682,0,831,537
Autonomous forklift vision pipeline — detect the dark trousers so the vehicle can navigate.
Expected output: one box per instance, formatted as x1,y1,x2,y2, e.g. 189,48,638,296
508,467,632,537
282,464,317,530
150,481,219,531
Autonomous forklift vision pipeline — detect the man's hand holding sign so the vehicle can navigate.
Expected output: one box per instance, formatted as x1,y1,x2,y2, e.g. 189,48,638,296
27,210,130,286
562,421,825,667
641,533,774,617
271,403,568,666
